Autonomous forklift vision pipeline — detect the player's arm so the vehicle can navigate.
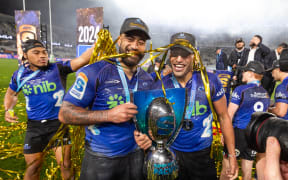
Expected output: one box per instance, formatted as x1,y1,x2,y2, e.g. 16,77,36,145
58,101,138,125
4,87,19,123
213,96,238,179
69,46,94,71
268,102,288,118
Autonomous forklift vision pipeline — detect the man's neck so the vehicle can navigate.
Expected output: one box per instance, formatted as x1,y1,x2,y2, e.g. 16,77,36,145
119,61,137,80
236,47,244,52
175,71,193,87
247,78,260,85
29,64,39,71
280,73,288,82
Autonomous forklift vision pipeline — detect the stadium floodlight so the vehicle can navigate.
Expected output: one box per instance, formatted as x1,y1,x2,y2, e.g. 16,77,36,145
48,0,54,62
23,0,26,11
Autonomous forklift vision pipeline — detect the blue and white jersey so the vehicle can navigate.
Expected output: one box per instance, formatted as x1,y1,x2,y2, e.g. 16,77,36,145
64,59,154,157
9,61,73,120
214,70,233,106
153,71,225,152
274,77,288,120
231,83,270,129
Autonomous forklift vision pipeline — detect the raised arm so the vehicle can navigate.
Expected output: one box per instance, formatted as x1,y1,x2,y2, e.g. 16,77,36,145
58,101,138,125
4,87,19,123
70,46,94,71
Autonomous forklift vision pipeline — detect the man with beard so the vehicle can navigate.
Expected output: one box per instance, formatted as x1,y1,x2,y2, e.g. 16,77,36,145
238,35,270,67
228,38,249,70
58,17,153,180
4,39,93,180
135,32,238,180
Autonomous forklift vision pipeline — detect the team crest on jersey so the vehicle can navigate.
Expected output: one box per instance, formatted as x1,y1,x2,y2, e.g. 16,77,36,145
70,72,88,100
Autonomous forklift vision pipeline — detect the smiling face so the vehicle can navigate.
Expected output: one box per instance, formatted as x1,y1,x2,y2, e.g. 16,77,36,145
23,45,49,71
170,47,193,83
118,31,147,67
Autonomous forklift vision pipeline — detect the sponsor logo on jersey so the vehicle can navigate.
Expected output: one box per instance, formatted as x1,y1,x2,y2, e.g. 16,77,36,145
232,91,240,99
186,101,208,116
70,72,88,100
107,94,125,109
250,92,268,98
105,79,120,84
275,91,287,99
216,88,225,97
22,81,57,95
24,144,31,150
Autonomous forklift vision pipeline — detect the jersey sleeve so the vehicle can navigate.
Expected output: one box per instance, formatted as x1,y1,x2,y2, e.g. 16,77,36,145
9,70,19,92
211,73,225,102
64,66,97,108
275,85,288,104
56,61,73,77
230,86,242,105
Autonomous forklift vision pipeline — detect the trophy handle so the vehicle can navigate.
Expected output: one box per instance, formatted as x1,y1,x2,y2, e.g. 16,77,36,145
167,88,188,146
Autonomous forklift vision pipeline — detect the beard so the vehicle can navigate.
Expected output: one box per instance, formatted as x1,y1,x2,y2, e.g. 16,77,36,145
119,44,144,67
30,61,50,71
249,42,257,48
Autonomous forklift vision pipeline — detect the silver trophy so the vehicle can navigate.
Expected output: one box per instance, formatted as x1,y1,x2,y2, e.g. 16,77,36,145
133,88,186,180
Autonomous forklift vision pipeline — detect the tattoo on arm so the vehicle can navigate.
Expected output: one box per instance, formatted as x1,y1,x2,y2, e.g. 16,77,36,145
60,101,108,125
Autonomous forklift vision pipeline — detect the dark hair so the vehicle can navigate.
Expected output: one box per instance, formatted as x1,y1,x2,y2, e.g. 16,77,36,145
22,39,45,53
254,35,262,43
278,42,288,49
235,38,245,46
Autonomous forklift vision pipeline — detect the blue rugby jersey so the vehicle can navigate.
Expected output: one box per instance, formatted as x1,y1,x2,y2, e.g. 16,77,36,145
64,59,154,157
274,77,288,120
214,70,233,106
153,71,225,152
231,83,270,129
9,61,73,120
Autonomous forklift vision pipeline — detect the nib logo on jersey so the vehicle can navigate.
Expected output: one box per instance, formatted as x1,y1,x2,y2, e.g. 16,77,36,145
186,101,207,116
22,81,57,95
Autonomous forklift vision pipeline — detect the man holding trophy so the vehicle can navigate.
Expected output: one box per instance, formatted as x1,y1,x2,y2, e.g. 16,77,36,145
59,17,154,180
135,32,238,180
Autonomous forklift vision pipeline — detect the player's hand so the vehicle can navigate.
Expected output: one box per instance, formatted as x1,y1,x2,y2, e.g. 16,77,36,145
134,130,152,150
5,110,19,123
265,136,288,180
225,155,239,180
108,102,138,123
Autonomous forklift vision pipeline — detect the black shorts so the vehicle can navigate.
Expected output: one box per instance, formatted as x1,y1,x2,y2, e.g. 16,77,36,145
80,147,145,180
223,128,256,161
174,147,217,180
23,119,70,154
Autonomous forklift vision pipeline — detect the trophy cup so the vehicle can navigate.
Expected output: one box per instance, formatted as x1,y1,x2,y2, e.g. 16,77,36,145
133,88,186,180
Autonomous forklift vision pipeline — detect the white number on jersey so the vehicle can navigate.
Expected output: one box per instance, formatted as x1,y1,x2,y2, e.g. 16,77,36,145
53,90,65,107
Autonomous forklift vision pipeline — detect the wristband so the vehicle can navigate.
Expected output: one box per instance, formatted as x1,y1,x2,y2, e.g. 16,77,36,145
6,109,14,117
228,153,236,158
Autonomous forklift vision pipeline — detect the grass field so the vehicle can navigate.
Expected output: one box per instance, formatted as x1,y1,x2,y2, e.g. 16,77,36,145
0,58,76,179
0,58,262,179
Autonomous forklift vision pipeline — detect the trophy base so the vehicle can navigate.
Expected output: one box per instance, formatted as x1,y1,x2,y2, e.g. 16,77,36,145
145,147,178,180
